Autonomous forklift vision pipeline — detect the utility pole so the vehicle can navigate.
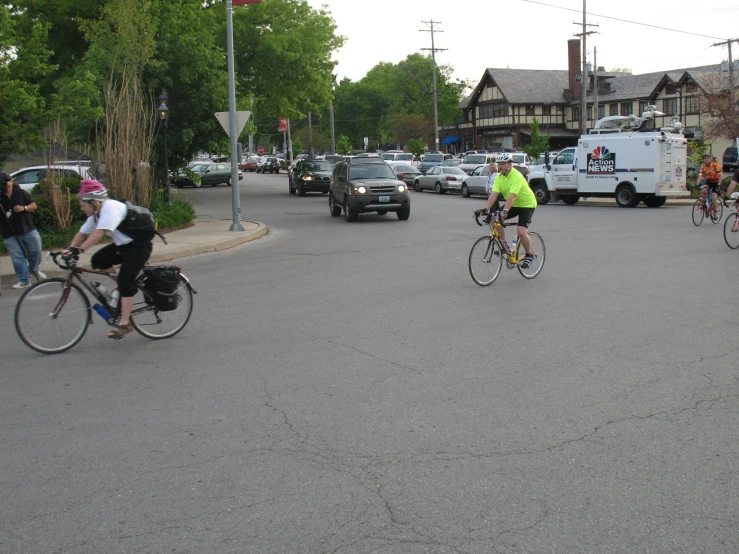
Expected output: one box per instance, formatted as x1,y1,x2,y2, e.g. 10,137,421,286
330,74,337,155
308,110,314,157
420,20,447,152
710,38,738,114
593,46,599,121
574,0,598,135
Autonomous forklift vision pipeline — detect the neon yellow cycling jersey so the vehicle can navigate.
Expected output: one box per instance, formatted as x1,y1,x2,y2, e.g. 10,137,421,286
493,169,537,208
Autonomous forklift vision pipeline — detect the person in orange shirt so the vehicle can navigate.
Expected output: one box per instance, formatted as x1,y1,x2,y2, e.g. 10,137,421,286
697,153,723,214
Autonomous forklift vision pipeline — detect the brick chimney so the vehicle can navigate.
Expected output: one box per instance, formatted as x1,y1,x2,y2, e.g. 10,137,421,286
567,39,581,101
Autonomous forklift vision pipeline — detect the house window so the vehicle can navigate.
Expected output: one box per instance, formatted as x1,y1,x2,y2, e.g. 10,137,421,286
525,104,535,116
686,84,697,93
479,104,494,119
685,96,700,114
609,104,618,116
666,84,677,95
493,103,509,118
572,106,581,121
663,98,677,115
557,105,564,113
639,101,649,115
620,102,633,116
597,105,605,119
542,104,552,116
587,106,593,120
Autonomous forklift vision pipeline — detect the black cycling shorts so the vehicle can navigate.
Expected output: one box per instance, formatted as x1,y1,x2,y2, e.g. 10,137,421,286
504,207,535,228
705,181,720,194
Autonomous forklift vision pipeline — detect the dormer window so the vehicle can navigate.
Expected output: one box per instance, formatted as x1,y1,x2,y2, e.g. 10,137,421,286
666,84,677,95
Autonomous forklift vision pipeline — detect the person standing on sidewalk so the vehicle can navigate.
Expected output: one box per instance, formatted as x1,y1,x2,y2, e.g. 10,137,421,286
0,173,45,289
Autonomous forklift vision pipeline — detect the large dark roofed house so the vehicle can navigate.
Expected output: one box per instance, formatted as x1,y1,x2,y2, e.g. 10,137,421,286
440,39,737,158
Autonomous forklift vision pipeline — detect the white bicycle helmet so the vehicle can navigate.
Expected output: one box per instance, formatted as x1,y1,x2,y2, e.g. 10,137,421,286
496,153,513,163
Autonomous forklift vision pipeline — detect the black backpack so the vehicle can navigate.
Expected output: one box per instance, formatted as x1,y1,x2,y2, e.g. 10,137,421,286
117,201,167,243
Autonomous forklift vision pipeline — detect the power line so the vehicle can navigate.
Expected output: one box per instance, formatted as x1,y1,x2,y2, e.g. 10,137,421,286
521,0,727,40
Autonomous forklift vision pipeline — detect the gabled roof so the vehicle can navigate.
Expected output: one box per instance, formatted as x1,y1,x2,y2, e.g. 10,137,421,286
484,68,569,104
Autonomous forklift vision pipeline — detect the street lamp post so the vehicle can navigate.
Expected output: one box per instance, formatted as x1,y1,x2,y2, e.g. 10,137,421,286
158,92,170,207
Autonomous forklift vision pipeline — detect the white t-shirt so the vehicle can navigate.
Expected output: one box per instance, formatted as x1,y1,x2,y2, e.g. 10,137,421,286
486,171,498,194
79,199,133,246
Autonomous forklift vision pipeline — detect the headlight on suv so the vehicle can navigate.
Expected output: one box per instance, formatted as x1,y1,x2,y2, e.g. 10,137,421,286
302,175,313,181
354,186,368,194
397,184,406,193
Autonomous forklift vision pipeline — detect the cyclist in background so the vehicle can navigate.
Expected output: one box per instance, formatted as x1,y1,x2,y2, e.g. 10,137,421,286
478,153,538,269
723,168,739,206
696,153,722,214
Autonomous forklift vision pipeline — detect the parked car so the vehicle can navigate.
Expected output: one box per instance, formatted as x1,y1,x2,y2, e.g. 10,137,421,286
240,155,261,172
257,156,280,174
723,146,738,173
459,153,497,175
391,164,421,187
175,163,242,187
288,159,333,195
325,154,346,166
380,151,404,161
10,164,92,192
418,153,453,174
328,156,410,221
413,166,467,194
440,158,462,167
461,165,493,198
510,152,532,177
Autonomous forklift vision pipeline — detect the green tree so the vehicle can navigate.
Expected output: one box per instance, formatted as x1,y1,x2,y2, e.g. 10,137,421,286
407,138,426,160
336,135,352,155
522,118,550,160
0,5,55,165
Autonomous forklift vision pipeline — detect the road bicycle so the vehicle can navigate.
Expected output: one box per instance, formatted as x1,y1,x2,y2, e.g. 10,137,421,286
468,210,546,286
723,193,739,249
14,251,196,354
692,184,722,226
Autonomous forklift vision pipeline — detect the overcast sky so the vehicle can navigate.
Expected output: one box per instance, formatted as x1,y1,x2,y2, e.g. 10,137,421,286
305,0,738,87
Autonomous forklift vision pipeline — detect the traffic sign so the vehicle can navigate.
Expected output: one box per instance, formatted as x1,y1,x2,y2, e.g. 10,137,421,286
215,111,251,138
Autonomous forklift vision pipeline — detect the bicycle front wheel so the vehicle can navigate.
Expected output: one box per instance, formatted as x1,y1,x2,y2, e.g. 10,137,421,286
692,200,704,226
131,276,193,339
517,232,546,279
724,213,739,249
468,236,503,286
711,201,723,224
14,278,91,354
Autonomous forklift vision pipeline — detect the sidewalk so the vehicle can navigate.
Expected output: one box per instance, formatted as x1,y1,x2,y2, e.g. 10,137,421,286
0,219,268,288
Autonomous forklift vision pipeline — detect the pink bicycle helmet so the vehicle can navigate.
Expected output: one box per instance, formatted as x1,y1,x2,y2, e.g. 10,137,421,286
77,179,109,200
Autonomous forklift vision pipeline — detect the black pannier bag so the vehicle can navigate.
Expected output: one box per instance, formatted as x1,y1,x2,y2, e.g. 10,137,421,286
142,266,180,311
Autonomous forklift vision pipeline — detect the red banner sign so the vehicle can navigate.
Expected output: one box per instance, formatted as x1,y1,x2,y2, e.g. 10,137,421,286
233,0,262,5
279,117,287,133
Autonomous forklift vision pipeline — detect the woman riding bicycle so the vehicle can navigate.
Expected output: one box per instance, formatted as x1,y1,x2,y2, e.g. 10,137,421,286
63,180,153,339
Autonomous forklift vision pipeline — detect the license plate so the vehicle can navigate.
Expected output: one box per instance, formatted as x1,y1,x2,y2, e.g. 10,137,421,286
379,196,390,202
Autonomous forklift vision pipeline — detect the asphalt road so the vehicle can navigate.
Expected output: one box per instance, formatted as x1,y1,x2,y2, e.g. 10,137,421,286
1,171,738,553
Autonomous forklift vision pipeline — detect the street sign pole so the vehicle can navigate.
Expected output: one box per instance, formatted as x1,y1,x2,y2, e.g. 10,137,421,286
226,0,243,231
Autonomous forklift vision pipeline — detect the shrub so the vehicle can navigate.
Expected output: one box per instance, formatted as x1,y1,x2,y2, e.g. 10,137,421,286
31,177,82,196
149,190,196,231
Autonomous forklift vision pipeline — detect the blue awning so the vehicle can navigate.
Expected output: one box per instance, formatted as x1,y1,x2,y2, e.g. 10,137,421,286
441,135,462,145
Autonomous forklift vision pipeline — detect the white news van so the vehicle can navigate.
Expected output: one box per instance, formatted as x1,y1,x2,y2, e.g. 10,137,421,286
527,107,689,207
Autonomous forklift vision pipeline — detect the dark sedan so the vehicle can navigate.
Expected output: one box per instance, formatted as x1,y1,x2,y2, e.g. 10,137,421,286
288,159,333,195
392,164,421,187
174,163,242,188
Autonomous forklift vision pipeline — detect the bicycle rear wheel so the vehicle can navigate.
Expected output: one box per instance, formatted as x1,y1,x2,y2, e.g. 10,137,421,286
468,236,503,286
517,232,546,279
130,276,193,339
692,200,704,226
724,213,739,249
14,278,91,354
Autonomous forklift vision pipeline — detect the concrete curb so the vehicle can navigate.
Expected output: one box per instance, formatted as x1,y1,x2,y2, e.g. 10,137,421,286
1,219,268,288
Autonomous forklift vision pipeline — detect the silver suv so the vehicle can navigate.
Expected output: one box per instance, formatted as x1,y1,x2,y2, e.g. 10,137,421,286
329,157,410,222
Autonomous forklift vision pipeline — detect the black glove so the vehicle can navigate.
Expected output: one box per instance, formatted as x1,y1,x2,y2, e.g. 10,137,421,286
65,246,82,257
474,208,489,216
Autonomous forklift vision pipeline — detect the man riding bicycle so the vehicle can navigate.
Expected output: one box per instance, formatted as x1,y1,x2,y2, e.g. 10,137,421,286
63,180,153,339
477,152,538,269
697,153,722,214
723,168,739,207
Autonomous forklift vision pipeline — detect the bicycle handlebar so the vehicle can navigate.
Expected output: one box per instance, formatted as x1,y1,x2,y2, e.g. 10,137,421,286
48,250,78,270
473,210,500,226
